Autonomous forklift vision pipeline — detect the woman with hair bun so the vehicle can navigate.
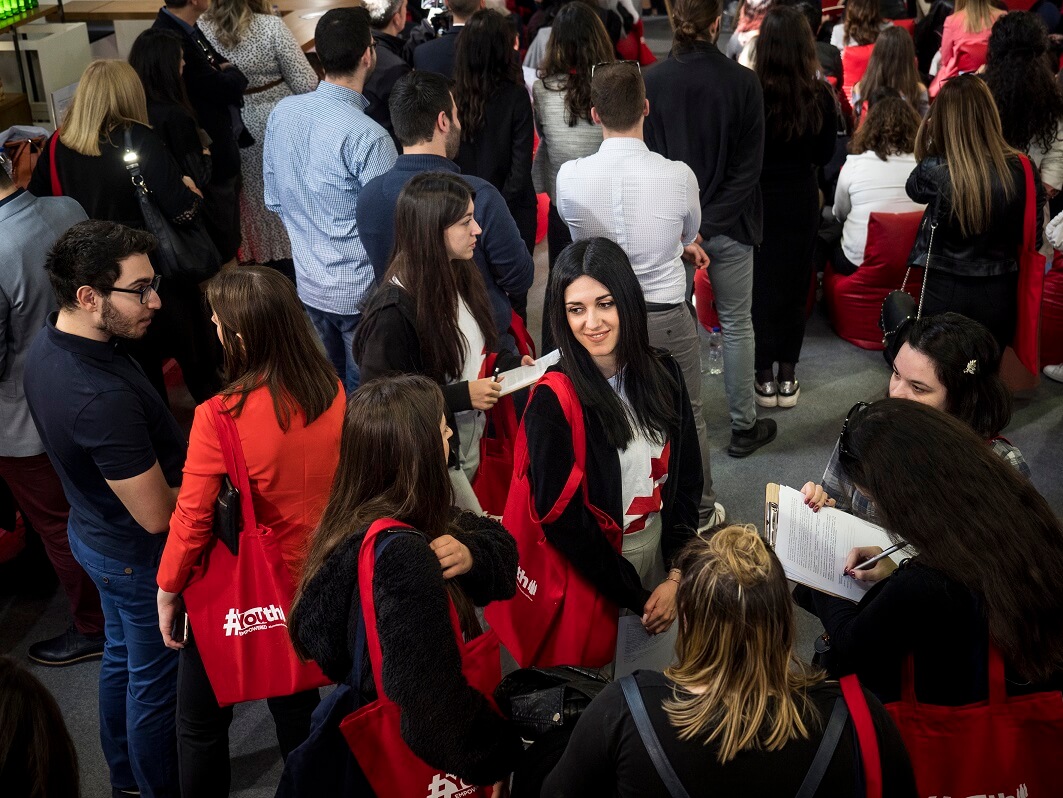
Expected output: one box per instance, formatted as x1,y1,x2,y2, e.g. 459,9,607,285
803,313,1030,525
542,525,917,796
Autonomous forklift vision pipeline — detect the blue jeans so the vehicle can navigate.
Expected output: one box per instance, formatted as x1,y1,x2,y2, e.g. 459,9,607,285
701,234,757,432
68,529,179,798
303,304,360,394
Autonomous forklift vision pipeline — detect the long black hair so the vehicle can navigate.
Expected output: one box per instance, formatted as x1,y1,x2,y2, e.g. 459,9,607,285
983,11,1063,155
128,28,196,117
453,9,522,140
839,399,1063,683
549,237,678,449
755,5,824,141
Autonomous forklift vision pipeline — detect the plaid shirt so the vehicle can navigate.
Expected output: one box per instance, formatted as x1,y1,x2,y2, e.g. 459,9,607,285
820,435,1032,525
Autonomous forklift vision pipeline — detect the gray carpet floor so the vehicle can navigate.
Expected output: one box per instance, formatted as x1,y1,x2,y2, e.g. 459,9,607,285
4,20,1063,795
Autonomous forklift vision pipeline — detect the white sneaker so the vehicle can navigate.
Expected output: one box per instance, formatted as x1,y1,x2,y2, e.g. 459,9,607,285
1044,364,1063,383
698,502,727,535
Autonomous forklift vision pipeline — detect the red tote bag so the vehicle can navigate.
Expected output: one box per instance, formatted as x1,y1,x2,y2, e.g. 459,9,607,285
885,644,1063,797
339,518,502,798
1014,155,1047,375
484,372,622,669
181,398,331,706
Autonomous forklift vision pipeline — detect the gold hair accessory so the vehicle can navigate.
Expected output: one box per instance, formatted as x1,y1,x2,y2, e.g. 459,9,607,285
964,359,978,375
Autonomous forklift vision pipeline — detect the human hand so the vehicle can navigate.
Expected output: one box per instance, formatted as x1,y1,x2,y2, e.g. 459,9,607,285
490,780,509,798
430,534,473,578
469,378,502,410
157,588,186,650
682,242,710,269
800,481,836,513
182,175,204,197
520,355,535,366
642,578,678,634
1044,182,1059,200
843,546,898,583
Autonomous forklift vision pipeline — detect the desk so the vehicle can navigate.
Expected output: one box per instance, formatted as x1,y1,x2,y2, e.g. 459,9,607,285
1,7,53,95
45,0,118,21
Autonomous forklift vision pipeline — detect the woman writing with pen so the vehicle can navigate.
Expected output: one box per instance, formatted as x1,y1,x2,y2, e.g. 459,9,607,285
354,173,532,512
797,398,1063,706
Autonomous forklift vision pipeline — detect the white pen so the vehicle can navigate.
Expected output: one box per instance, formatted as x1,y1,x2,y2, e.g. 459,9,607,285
853,542,907,572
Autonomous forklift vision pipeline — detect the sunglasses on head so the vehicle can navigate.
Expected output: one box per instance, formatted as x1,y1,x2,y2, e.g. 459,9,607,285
838,401,871,463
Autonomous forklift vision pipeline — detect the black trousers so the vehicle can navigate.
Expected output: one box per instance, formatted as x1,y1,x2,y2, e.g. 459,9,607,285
921,269,1019,352
542,202,573,352
176,631,320,798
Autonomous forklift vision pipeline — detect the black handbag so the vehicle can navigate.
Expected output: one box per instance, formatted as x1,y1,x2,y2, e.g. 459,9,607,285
493,666,609,741
880,214,937,363
212,475,240,556
123,127,222,284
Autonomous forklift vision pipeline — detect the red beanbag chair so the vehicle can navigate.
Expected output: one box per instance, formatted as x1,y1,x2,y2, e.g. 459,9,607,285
1041,252,1063,367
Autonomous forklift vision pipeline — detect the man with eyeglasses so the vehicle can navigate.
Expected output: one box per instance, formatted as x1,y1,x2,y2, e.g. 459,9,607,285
23,220,186,798
0,157,108,670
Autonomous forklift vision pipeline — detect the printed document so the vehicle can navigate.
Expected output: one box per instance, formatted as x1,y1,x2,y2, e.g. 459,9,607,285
497,349,561,396
614,615,679,678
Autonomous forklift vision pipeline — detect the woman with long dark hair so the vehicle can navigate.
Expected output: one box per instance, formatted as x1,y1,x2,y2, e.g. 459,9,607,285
983,11,1063,200
453,9,537,254
906,74,1045,352
805,313,1030,524
751,6,837,409
804,399,1063,706
354,172,530,510
532,3,612,283
543,527,917,796
286,376,522,791
156,266,344,796
498,237,701,665
852,27,928,121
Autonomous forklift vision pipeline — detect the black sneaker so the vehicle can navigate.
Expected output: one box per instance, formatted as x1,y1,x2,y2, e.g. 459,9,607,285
28,626,105,667
728,418,778,458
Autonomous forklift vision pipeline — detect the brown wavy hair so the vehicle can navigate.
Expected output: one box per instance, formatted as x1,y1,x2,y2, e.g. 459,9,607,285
856,26,923,119
850,95,920,160
755,6,824,141
453,9,522,140
843,0,883,47
202,0,271,50
664,526,826,763
538,2,615,126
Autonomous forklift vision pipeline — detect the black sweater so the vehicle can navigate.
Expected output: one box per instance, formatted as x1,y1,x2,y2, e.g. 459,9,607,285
644,41,765,246
146,100,211,189
292,512,523,786
906,155,1045,276
542,671,918,798
522,358,701,615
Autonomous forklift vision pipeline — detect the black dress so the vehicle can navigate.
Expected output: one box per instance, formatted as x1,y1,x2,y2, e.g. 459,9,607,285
752,81,838,371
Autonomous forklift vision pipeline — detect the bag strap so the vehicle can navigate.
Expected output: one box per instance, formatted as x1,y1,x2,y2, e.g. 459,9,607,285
838,675,882,798
122,127,151,199
900,640,1007,707
509,310,537,359
794,697,849,798
48,131,61,196
619,675,692,798
520,371,587,525
1020,154,1038,256
208,397,257,529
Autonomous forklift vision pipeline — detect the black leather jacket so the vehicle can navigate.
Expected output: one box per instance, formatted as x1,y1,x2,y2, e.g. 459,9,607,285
906,155,1045,277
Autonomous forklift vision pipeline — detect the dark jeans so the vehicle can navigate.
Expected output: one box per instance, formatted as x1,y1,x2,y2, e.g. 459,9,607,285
177,630,320,798
202,176,242,263
304,304,360,394
0,454,104,635
542,202,573,352
921,270,1019,352
831,241,860,277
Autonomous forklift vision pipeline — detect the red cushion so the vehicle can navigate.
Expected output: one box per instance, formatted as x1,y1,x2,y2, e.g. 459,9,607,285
841,44,875,104
824,211,924,350
1042,252,1063,367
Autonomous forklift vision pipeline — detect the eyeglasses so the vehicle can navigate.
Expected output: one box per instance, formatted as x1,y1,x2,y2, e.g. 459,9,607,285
590,60,642,78
837,401,871,462
110,274,162,305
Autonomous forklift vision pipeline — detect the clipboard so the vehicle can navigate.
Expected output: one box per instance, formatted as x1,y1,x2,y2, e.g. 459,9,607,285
764,483,780,547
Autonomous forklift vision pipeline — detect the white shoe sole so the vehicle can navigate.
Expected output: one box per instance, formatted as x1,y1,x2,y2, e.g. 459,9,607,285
755,392,779,408
1044,365,1063,383
777,388,800,408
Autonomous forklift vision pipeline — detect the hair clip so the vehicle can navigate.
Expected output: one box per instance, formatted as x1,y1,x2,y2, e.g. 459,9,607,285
964,359,978,375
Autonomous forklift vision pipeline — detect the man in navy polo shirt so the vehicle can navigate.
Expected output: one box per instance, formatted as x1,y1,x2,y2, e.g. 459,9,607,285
24,221,186,798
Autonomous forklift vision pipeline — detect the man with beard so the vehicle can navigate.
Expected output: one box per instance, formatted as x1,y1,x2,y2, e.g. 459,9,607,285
23,221,187,798
357,71,533,343
264,7,397,392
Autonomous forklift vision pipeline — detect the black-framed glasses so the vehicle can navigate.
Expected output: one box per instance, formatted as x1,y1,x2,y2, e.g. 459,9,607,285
110,274,162,305
591,60,642,78
838,401,871,462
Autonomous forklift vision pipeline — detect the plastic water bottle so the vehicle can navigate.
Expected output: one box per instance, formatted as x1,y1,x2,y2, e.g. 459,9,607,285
706,327,724,375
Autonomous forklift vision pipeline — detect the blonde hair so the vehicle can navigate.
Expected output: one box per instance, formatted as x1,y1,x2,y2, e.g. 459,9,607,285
60,60,150,157
956,0,998,34
915,74,1017,237
664,525,825,763
203,0,271,50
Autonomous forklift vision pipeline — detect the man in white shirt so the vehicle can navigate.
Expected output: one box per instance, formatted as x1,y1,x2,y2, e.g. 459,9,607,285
555,62,724,531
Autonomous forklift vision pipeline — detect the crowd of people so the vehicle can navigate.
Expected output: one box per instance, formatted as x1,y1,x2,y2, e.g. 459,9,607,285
2,0,1063,795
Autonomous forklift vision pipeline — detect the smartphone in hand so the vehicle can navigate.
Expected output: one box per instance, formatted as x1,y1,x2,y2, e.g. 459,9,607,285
171,612,189,645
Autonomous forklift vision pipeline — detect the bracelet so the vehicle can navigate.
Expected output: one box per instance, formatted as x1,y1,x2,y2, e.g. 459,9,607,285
667,577,680,586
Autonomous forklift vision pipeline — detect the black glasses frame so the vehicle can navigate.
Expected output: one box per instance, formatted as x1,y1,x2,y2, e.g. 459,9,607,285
110,274,162,305
838,401,871,462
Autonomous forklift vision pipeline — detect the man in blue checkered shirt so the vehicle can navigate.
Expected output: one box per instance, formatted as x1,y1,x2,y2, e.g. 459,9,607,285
264,7,398,392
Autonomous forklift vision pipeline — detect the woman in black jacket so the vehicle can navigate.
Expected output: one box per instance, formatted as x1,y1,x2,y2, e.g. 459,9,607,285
520,237,701,648
28,59,222,405
286,375,523,794
906,74,1046,352
453,9,537,257
354,172,530,510
751,6,838,409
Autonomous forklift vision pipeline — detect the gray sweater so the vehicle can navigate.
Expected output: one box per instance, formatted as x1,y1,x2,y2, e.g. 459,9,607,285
531,78,603,200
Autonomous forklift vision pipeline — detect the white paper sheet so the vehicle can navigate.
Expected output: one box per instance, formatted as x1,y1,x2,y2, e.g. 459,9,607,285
496,349,561,396
614,615,679,679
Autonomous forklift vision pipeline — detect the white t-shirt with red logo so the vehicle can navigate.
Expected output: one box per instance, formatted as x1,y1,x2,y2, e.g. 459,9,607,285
609,374,670,534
